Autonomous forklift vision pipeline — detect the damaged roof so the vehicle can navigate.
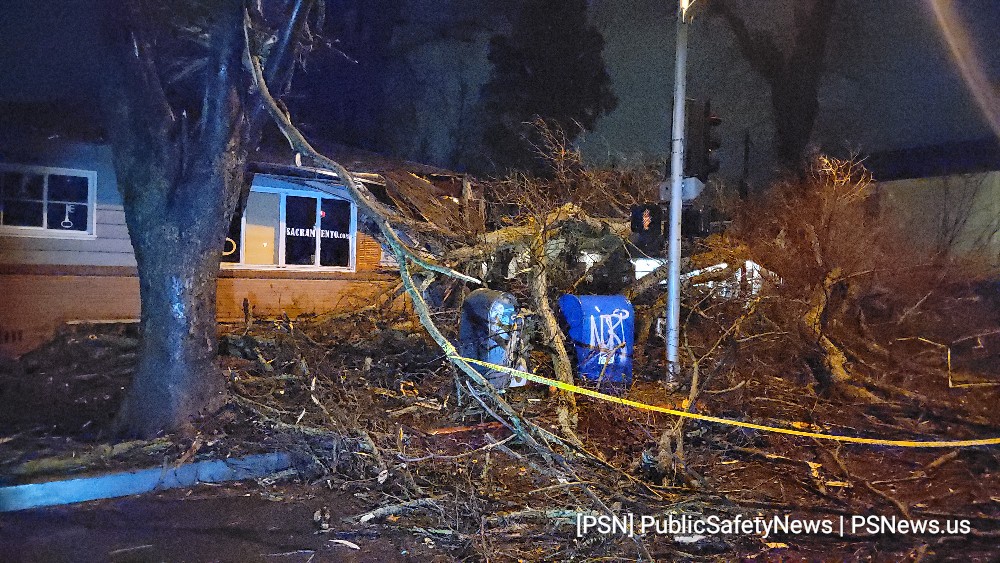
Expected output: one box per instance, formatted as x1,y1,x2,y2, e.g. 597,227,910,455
252,129,486,240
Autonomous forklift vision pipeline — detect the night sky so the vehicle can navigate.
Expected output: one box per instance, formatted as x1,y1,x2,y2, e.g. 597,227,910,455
0,1,101,104
2,0,998,185
580,0,1000,184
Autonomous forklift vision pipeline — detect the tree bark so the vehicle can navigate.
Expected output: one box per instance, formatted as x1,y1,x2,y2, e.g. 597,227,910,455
117,203,230,436
100,0,247,436
528,245,580,442
802,269,882,403
97,0,317,437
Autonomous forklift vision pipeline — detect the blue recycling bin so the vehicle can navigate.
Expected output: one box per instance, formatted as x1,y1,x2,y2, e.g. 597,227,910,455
459,289,523,389
558,294,634,389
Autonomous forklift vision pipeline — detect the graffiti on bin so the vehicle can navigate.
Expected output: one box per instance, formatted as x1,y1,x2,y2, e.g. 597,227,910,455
588,308,630,365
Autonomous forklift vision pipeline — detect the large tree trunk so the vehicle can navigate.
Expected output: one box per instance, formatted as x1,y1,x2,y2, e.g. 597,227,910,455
772,82,822,168
97,0,314,436
100,0,248,437
115,173,237,436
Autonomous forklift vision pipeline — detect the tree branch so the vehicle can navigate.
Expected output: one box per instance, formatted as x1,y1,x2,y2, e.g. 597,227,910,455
99,0,179,208
791,0,838,72
196,0,246,170
246,0,315,136
243,26,479,285
122,0,176,134
711,0,783,83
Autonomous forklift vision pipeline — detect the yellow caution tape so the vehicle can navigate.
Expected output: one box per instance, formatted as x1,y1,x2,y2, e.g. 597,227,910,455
454,356,1000,448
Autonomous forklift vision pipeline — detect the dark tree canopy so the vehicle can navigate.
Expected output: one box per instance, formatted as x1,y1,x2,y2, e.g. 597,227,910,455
288,0,404,152
481,0,617,173
713,0,837,170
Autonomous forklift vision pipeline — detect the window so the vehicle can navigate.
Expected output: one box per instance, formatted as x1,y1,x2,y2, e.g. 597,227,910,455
221,180,356,270
0,164,97,238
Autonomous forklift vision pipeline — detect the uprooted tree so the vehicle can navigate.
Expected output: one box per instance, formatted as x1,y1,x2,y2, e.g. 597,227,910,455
440,123,658,440
100,0,318,437
678,154,997,409
719,156,889,400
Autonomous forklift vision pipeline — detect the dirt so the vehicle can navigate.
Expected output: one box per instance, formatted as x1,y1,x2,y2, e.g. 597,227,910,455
3,312,1000,561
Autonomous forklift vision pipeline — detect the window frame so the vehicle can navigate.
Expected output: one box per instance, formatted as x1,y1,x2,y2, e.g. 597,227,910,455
221,179,358,273
0,163,98,240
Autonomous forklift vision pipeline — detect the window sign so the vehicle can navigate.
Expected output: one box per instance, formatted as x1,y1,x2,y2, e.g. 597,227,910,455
0,165,95,236
221,181,355,271
221,212,242,263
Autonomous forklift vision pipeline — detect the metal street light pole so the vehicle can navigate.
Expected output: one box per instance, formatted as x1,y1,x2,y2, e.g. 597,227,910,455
665,0,690,385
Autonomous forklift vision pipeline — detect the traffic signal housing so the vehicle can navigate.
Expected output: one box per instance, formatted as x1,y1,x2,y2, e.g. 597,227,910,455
684,99,721,182
629,204,663,254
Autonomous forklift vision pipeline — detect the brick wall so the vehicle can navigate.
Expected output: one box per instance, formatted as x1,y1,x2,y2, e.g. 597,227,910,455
0,265,399,359
356,233,384,271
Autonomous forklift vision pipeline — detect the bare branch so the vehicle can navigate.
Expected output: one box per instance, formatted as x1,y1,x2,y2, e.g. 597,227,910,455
197,0,245,160
246,0,315,135
711,0,782,82
244,24,480,285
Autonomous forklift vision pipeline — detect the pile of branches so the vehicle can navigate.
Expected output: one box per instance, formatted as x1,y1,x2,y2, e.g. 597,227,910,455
222,308,724,561
246,74,699,554
220,127,1000,558
688,156,1000,405
250,16,1000,549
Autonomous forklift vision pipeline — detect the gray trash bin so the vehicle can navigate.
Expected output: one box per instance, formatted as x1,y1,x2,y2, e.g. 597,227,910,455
458,289,525,389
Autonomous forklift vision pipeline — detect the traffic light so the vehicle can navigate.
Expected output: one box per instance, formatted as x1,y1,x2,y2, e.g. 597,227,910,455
630,204,663,254
684,99,721,182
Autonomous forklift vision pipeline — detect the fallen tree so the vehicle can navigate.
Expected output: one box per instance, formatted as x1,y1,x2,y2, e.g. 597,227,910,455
237,8,1000,557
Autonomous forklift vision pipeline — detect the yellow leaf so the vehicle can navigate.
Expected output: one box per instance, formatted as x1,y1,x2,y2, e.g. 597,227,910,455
805,461,822,479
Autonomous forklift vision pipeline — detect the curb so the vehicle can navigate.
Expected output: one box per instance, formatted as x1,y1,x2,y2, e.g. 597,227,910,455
0,452,293,512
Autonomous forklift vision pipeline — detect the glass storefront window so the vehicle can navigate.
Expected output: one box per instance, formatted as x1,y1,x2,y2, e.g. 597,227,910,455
221,182,354,270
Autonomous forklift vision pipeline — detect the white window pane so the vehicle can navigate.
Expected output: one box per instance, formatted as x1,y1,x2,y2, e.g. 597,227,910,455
1,172,44,227
48,175,89,203
47,202,88,231
2,200,43,227
244,191,279,265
